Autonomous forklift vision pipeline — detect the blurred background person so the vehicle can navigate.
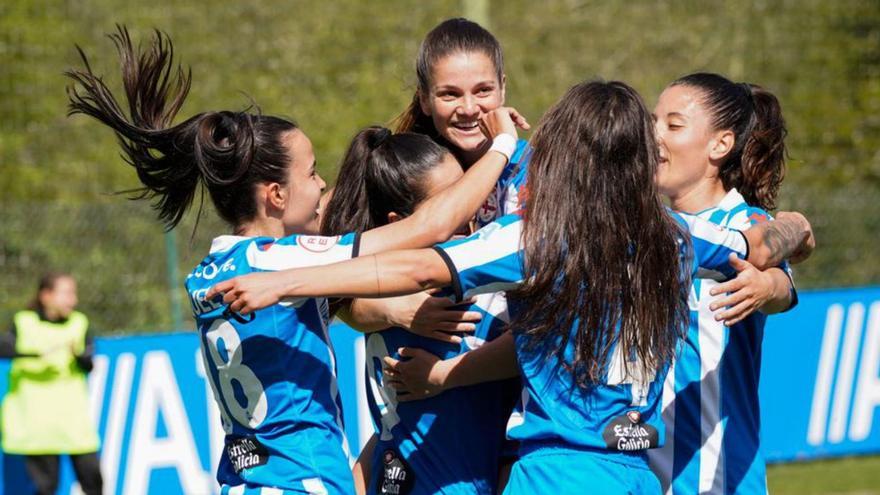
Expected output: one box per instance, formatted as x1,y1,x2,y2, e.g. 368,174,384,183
0,272,103,495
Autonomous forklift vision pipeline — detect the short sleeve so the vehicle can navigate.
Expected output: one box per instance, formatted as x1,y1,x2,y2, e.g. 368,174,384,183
673,211,749,280
434,215,525,302
238,232,360,310
246,232,361,271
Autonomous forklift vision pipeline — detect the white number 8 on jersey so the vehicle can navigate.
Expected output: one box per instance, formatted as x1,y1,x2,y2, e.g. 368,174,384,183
204,319,268,429
365,334,401,441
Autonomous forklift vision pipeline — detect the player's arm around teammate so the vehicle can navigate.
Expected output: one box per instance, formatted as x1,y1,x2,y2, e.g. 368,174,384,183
373,208,814,401
209,81,813,495
64,25,525,495
648,72,806,494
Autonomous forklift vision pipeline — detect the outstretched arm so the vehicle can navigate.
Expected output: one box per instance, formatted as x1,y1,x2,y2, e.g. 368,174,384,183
208,249,453,315
742,211,814,269
342,293,482,344
357,107,529,256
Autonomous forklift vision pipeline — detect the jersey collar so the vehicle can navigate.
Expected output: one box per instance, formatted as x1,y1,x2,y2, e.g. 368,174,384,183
717,188,746,212
209,235,253,254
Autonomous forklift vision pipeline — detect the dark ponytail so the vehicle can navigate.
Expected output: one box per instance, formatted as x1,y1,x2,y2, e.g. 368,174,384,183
321,127,449,235
740,85,787,210
393,18,504,135
65,25,296,231
671,72,787,210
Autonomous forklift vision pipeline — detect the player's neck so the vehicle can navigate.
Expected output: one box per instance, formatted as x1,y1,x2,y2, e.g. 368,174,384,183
669,179,728,214
235,218,285,239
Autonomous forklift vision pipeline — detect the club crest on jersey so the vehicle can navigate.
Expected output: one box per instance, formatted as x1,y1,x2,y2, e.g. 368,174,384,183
477,192,499,225
298,235,339,253
225,436,269,474
378,449,414,495
602,410,658,451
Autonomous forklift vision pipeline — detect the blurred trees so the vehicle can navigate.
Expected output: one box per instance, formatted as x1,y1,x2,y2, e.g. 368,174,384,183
1,0,877,332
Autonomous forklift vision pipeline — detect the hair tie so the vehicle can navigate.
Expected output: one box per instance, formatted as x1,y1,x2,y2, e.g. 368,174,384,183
368,127,392,150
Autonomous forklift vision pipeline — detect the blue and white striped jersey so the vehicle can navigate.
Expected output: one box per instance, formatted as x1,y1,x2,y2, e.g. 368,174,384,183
364,142,531,494
434,212,748,456
364,295,518,495
475,139,530,228
186,233,361,495
648,189,797,495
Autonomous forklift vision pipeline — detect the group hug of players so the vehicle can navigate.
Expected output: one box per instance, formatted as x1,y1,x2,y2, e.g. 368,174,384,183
65,18,814,495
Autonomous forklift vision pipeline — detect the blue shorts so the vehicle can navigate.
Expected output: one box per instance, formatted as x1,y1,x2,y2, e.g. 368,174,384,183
220,477,350,495
502,445,661,495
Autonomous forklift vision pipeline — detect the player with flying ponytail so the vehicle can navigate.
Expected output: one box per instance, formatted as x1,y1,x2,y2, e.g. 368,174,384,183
65,26,526,495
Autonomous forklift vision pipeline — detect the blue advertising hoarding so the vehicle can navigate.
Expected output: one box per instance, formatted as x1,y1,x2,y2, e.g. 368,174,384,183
761,287,880,461
1,287,878,494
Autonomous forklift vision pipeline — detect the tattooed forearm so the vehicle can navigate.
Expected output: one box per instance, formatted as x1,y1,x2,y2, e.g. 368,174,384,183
742,211,814,269
761,217,807,266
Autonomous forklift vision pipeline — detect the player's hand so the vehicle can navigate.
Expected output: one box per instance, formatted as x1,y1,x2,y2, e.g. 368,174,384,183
480,106,530,141
387,291,482,344
207,272,288,315
708,254,775,326
382,347,451,402
775,211,815,264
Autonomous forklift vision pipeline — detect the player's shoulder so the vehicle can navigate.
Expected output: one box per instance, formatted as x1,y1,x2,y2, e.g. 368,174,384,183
272,231,358,249
68,311,89,327
241,232,360,273
486,213,523,229
473,214,523,242
186,236,254,287
742,205,772,225
511,139,531,166
714,189,773,227
724,203,772,229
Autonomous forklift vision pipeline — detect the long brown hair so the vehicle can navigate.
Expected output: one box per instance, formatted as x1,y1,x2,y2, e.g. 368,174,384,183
392,18,504,136
65,26,296,231
671,72,787,210
512,81,689,388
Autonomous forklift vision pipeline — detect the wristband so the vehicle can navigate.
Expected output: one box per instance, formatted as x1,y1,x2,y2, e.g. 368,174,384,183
488,133,517,163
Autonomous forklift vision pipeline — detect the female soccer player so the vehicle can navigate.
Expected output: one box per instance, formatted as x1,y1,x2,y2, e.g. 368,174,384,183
347,17,530,334
394,17,529,226
647,72,797,495
341,19,531,492
65,27,524,495
209,80,814,494
323,126,521,494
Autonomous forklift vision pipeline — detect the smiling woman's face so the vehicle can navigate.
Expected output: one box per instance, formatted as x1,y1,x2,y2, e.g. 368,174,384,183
653,84,717,200
420,51,505,164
